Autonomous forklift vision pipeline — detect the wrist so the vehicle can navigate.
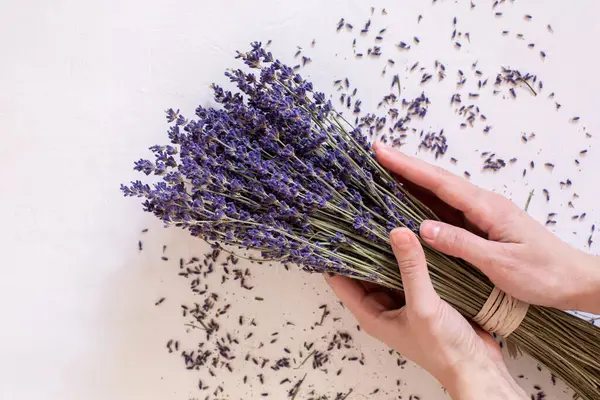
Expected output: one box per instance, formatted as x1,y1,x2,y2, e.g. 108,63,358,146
441,359,527,400
573,252,600,314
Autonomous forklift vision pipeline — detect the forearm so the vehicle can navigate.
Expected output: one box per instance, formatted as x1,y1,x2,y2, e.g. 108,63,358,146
442,360,527,400
573,252,600,314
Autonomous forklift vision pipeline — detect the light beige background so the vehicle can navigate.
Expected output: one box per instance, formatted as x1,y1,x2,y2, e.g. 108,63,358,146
1,0,599,399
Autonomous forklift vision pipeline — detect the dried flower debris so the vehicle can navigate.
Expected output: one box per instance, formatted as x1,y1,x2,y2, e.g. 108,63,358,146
153,243,414,399
130,3,596,399
325,5,592,250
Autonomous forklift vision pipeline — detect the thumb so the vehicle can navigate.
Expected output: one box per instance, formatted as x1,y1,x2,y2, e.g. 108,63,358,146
420,220,496,269
390,228,438,316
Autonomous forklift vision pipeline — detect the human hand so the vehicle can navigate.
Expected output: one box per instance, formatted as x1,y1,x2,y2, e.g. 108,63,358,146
374,142,600,314
325,228,527,399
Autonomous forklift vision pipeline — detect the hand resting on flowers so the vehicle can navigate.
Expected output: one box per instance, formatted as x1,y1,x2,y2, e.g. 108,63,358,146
325,142,600,399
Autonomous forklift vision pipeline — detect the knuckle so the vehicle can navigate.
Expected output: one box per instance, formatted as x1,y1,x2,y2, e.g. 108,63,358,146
398,258,420,279
488,191,506,204
489,192,515,213
430,165,454,190
480,252,501,272
480,244,520,272
498,244,520,260
434,165,454,179
411,301,441,323
496,245,524,270
444,229,467,252
413,306,437,322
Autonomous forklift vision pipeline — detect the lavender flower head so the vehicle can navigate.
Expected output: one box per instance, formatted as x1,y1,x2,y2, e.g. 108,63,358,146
122,42,432,287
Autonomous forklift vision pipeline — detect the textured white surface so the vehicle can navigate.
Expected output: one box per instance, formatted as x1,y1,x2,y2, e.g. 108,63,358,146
1,0,599,399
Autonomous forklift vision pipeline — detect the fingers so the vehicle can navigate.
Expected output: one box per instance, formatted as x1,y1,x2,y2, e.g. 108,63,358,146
373,142,511,231
373,142,478,212
324,275,390,324
390,228,439,316
420,220,498,269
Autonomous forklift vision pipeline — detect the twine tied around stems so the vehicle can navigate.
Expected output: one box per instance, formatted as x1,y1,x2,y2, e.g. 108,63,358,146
473,191,534,339
474,286,530,337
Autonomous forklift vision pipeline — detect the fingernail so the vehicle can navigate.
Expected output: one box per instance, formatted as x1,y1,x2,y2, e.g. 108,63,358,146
391,228,412,245
372,141,390,153
420,221,440,241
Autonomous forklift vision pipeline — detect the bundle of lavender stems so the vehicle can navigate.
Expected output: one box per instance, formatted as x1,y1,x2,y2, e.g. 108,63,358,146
122,43,600,399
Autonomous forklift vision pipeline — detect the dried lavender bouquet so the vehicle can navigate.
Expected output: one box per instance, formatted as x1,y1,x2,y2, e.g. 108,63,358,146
122,43,600,399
